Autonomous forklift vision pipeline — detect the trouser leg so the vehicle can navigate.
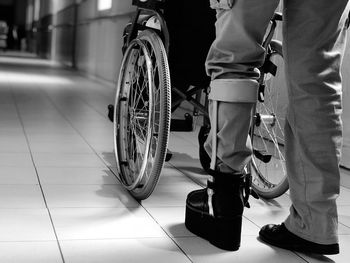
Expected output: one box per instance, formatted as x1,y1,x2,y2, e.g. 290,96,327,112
206,0,280,80
186,0,280,251
204,0,280,172
282,0,349,244
205,100,253,173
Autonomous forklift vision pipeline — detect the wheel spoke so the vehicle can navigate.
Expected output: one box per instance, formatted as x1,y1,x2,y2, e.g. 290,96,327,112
113,30,170,199
251,49,287,198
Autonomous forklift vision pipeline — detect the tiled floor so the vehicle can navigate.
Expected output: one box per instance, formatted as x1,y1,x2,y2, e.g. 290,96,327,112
0,53,349,263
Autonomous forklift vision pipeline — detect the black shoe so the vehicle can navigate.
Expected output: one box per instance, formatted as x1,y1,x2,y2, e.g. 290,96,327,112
185,170,246,251
259,223,339,255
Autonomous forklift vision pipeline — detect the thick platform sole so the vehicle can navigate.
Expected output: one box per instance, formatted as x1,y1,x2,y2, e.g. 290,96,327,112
185,204,242,251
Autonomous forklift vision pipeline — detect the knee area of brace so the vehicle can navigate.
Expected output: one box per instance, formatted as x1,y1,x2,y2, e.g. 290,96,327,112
209,79,258,103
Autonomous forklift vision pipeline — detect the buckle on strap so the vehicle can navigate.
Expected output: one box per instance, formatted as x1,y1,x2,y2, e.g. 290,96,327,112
243,173,259,208
207,175,215,216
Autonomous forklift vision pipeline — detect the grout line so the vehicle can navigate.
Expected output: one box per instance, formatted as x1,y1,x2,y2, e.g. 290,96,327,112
38,84,122,184
39,83,194,261
11,83,66,263
167,162,206,188
340,165,350,172
293,253,310,263
339,222,350,230
141,206,194,263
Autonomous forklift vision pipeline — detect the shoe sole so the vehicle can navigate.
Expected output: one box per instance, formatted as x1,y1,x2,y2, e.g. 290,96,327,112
259,231,339,255
185,204,242,251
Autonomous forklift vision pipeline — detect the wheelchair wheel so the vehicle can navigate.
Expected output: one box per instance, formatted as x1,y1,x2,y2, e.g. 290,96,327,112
113,30,171,200
250,40,289,199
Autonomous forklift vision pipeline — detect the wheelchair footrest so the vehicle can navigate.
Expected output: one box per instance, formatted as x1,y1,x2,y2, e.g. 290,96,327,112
170,113,193,131
107,104,114,123
165,149,173,162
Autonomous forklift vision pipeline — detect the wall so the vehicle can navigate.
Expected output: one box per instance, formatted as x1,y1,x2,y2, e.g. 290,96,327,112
40,0,134,77
74,0,134,81
14,0,28,25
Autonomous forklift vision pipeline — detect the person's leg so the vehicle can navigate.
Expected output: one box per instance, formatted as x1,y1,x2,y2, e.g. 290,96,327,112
204,0,280,173
185,0,280,251
260,0,349,254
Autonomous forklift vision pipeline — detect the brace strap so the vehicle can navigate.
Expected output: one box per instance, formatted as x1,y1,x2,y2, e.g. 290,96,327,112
210,100,218,170
207,169,258,208
207,175,214,216
209,79,259,103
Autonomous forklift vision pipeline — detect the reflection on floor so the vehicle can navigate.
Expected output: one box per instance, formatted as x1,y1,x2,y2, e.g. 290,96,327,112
0,53,349,262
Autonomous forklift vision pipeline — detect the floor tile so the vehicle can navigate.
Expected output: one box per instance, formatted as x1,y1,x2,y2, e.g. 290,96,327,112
75,127,113,141
0,138,30,152
26,133,84,142
32,153,106,167
88,142,114,154
0,185,45,208
171,130,200,148
167,147,207,186
157,166,202,185
174,236,305,263
243,205,290,228
60,238,191,263
0,166,38,184
145,207,194,237
338,205,350,228
37,167,118,185
338,223,350,235
0,241,63,263
340,168,350,187
168,134,196,151
296,234,350,263
0,209,56,241
145,207,260,238
338,187,350,205
97,152,116,167
23,126,78,135
168,145,199,163
141,180,200,207
0,153,33,166
28,140,94,153
0,125,24,133
42,184,138,208
249,193,292,207
50,207,166,240
23,125,77,135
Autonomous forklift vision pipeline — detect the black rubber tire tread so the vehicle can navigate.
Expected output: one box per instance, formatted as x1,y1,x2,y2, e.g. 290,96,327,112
131,29,171,200
115,29,171,200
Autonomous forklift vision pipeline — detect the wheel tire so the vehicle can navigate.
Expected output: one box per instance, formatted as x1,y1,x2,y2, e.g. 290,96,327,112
113,29,171,200
250,40,289,199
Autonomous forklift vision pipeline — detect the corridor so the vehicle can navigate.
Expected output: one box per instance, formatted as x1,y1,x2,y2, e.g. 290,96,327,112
0,53,349,262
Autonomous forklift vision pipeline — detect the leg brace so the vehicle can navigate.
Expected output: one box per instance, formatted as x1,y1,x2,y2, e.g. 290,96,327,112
208,79,259,170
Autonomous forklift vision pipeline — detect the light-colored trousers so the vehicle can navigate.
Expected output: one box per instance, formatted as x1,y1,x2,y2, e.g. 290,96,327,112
204,0,349,244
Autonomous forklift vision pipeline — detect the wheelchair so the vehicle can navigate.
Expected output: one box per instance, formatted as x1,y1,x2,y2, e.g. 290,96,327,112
108,0,288,200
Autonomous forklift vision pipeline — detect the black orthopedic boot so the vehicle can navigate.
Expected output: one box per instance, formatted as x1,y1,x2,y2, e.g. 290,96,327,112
185,170,248,251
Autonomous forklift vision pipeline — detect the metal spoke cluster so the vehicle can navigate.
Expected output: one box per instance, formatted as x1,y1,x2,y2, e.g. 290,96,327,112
251,48,288,198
